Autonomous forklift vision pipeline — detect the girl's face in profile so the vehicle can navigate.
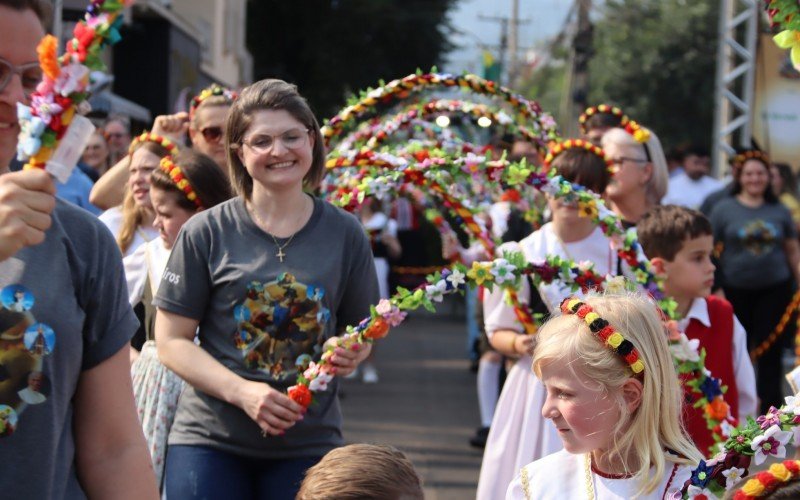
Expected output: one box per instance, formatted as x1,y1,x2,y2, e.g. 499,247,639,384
150,187,197,249
539,355,622,455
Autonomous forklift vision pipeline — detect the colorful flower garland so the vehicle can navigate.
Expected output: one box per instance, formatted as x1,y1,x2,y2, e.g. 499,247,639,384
731,149,770,169
767,0,800,70
680,397,800,498
159,157,203,209
189,83,238,120
734,459,800,499
129,131,178,156
17,0,133,177
543,138,613,175
578,104,627,134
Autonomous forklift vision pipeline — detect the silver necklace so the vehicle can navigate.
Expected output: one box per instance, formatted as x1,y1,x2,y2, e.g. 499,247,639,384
248,200,308,263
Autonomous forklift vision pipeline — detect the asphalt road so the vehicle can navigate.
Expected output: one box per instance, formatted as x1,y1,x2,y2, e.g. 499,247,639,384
340,297,484,499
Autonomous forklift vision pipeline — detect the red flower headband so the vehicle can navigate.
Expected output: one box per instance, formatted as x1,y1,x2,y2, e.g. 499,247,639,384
159,157,203,209
129,132,178,157
731,150,769,169
189,84,238,120
578,104,628,134
543,138,613,174
560,298,645,375
734,459,800,499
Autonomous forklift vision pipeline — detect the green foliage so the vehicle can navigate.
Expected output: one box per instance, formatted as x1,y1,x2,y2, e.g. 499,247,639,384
246,0,458,117
588,0,720,150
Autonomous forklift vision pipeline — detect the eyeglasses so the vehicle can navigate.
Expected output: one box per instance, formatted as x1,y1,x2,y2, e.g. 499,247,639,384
0,57,43,96
240,128,311,154
609,156,648,172
200,126,224,143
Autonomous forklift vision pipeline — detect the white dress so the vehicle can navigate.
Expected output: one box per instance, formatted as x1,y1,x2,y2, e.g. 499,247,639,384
507,449,693,500
99,206,159,257
476,223,618,500
124,239,184,486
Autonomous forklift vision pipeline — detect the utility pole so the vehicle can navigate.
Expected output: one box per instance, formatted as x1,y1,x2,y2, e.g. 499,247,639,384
480,8,529,88
561,0,593,137
479,14,508,86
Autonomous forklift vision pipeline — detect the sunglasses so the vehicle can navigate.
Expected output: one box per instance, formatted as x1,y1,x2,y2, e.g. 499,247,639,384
200,126,224,143
0,57,42,96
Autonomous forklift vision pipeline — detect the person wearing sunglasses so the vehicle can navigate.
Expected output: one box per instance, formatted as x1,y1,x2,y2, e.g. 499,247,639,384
0,1,159,498
153,79,379,499
104,115,132,165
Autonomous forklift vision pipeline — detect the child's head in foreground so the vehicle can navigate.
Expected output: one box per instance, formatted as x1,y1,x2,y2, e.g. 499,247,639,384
724,459,800,499
533,292,702,495
637,205,715,301
296,443,424,500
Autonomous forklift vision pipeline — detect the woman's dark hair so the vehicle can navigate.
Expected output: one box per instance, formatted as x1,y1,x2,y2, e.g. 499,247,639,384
550,148,611,195
773,163,798,197
584,112,624,132
730,150,778,203
150,149,232,211
225,79,325,199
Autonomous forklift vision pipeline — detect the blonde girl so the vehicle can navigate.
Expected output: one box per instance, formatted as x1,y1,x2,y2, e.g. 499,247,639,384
507,292,702,499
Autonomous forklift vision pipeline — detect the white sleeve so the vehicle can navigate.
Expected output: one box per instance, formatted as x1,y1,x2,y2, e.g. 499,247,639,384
385,218,398,238
505,472,526,500
731,314,758,419
123,244,148,307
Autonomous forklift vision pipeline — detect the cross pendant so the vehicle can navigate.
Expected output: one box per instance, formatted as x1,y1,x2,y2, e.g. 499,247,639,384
276,248,286,262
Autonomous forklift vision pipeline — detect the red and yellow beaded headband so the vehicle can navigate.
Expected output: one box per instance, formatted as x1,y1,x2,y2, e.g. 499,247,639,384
578,104,629,134
189,84,238,120
543,138,613,174
129,132,178,157
734,459,800,499
159,157,203,209
560,298,645,375
731,150,769,169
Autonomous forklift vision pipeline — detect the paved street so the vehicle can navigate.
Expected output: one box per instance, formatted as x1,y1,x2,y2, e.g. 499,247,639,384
340,296,483,499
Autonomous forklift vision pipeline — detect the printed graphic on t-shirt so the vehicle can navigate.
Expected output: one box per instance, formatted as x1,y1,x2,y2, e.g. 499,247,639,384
738,219,778,255
233,273,329,380
0,285,53,437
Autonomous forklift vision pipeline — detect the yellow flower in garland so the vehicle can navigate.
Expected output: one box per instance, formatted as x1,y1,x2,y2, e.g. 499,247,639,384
774,30,800,69
467,262,493,286
741,479,765,497
578,201,598,219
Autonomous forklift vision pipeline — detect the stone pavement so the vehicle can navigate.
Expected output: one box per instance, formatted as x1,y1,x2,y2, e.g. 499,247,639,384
340,297,483,499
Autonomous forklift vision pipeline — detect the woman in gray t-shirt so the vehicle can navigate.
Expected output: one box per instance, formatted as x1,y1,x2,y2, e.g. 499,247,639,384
710,150,800,413
153,79,379,499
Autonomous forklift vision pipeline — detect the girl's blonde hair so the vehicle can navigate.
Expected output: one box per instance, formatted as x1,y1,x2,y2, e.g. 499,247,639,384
601,127,669,205
533,292,702,496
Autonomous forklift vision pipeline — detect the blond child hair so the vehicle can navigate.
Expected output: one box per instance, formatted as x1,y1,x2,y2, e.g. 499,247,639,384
532,292,702,496
296,444,423,500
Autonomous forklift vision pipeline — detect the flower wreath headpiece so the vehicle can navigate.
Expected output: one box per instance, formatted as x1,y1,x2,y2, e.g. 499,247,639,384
560,297,645,375
129,132,178,157
731,150,769,169
159,157,203,209
543,138,613,175
732,459,800,499
578,104,628,134
189,84,238,120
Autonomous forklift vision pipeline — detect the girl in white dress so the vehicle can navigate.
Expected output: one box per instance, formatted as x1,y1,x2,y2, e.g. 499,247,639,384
477,142,619,500
124,149,231,486
507,293,702,499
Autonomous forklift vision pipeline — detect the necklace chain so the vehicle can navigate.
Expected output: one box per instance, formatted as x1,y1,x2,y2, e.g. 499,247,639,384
248,199,308,263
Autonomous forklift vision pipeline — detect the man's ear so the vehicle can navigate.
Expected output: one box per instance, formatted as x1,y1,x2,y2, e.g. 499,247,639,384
650,257,666,277
621,377,644,414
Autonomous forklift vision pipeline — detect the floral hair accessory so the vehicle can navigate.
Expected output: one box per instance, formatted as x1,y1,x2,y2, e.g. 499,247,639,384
560,297,645,375
767,1,800,70
159,157,203,209
543,138,612,175
733,460,800,499
129,131,178,157
578,104,628,134
189,84,238,120
731,150,769,169
623,119,651,145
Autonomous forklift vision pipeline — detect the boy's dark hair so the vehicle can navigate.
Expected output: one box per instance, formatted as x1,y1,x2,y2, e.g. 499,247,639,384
296,444,423,500
637,205,712,261
0,0,52,28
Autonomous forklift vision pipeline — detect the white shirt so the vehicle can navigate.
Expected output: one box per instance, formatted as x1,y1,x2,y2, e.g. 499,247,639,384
124,238,171,307
677,297,758,419
507,449,692,500
99,206,159,257
663,173,724,209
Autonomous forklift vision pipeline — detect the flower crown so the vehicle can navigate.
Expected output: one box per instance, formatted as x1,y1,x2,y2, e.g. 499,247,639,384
733,460,800,499
129,132,178,157
623,120,651,144
578,104,628,134
543,138,612,174
159,157,203,209
731,150,769,169
189,84,238,119
560,297,645,375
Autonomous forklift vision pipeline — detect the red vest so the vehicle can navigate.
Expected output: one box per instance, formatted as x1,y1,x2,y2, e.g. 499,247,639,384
682,296,739,455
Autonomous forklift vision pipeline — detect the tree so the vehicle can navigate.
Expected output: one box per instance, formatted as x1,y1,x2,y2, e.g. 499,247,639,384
588,0,720,150
246,0,458,120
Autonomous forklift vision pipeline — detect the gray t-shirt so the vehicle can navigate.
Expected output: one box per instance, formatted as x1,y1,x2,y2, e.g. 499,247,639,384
154,195,379,459
710,197,797,289
0,199,138,499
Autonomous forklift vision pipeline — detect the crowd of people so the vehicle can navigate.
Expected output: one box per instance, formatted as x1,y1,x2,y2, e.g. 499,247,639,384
3,1,800,499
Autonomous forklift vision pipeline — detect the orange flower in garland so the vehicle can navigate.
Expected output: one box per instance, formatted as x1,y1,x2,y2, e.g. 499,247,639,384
705,396,730,421
37,35,60,80
363,317,390,340
287,385,312,408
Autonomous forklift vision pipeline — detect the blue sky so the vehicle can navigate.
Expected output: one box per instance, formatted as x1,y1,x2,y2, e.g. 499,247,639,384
442,0,572,75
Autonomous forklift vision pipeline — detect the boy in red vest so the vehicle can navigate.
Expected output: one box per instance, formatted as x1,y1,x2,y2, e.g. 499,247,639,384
638,205,757,453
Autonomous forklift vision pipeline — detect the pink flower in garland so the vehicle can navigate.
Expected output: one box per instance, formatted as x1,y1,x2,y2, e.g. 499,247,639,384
376,299,406,327
54,63,88,96
756,406,782,430
751,424,792,465
30,94,63,125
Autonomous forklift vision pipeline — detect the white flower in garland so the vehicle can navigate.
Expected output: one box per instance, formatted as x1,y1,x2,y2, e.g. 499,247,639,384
490,259,516,284
669,334,701,363
751,424,792,465
425,280,448,302
784,395,800,415
446,268,466,288
721,466,746,489
309,372,334,392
